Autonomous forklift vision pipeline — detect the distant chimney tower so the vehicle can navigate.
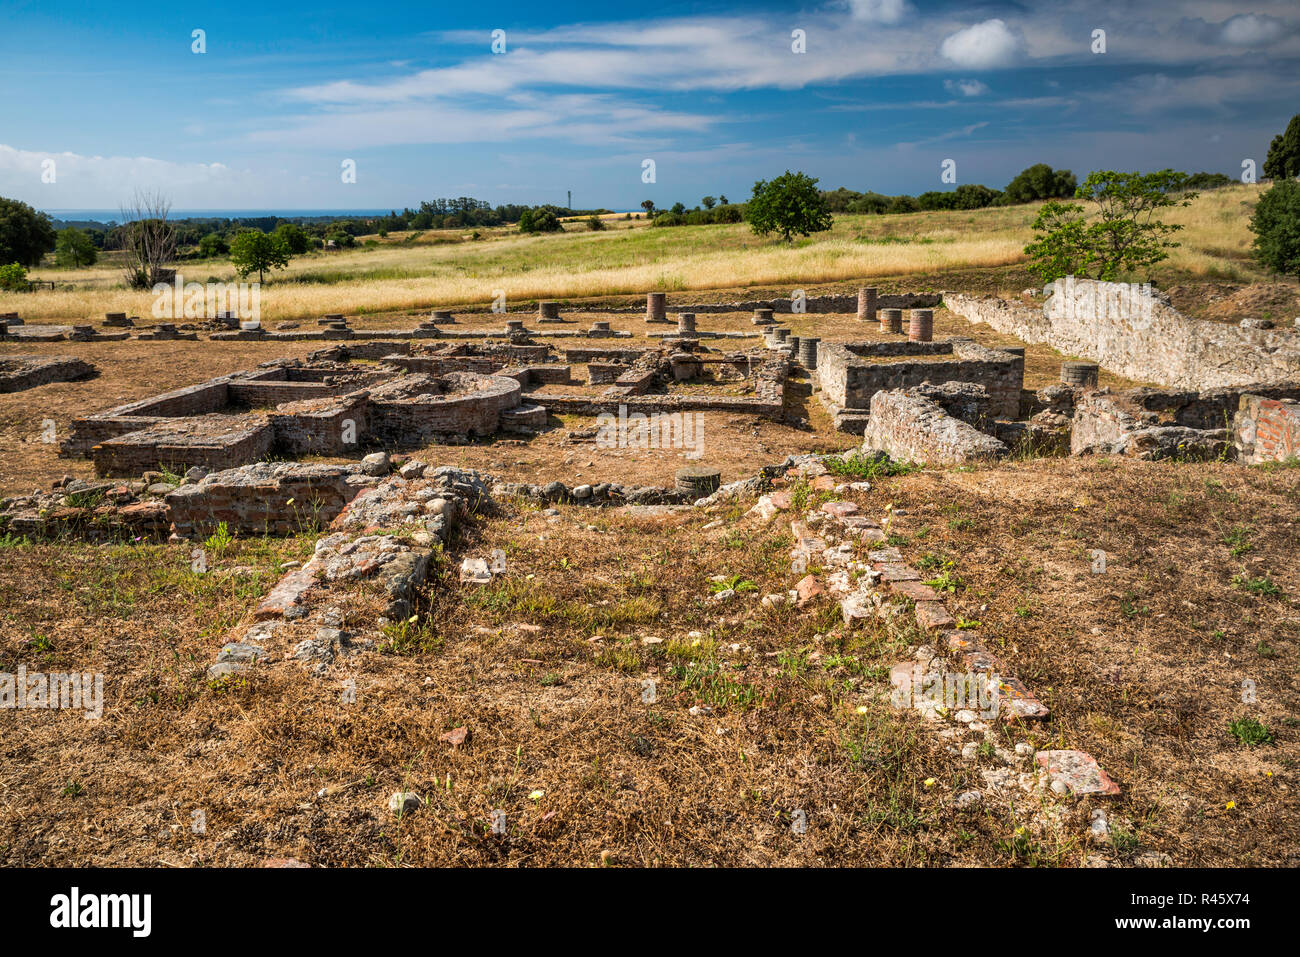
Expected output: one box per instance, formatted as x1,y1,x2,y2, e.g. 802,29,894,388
567,190,572,209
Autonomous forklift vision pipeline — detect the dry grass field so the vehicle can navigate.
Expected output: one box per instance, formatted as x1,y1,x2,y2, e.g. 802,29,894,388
5,185,1292,326
1,457,1294,866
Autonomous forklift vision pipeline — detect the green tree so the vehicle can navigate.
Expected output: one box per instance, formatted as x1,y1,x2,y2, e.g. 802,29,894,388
701,196,716,209
273,222,311,255
640,200,656,216
519,208,561,233
1023,169,1196,282
1263,114,1300,181
1003,164,1078,204
198,233,229,258
229,230,289,283
54,227,98,267
1250,179,1300,281
586,215,606,231
746,170,833,242
0,197,57,267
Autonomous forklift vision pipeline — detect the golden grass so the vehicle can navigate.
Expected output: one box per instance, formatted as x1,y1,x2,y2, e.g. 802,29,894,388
5,184,1269,323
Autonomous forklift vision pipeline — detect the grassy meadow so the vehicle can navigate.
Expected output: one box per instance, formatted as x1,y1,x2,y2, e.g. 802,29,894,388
3,184,1273,325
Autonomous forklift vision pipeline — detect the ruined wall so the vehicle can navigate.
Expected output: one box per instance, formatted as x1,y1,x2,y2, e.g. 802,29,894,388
269,392,370,456
862,390,1009,466
1233,394,1300,464
945,280,1300,389
0,356,95,393
168,463,376,538
818,339,1022,420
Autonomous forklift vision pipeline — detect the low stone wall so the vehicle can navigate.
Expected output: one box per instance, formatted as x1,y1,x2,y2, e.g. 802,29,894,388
0,356,96,393
1233,394,1300,464
945,280,1300,389
587,292,942,314
1071,390,1227,460
862,390,1009,466
167,462,377,538
366,373,522,443
818,339,1022,420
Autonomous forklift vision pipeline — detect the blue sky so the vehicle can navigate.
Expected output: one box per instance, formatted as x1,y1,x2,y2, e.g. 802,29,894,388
2,0,1298,211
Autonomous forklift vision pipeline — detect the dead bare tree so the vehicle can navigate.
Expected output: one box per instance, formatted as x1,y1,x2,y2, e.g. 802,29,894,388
119,189,178,288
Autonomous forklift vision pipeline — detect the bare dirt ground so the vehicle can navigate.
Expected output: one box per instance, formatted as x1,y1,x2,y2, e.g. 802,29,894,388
0,298,1139,497
0,456,1294,866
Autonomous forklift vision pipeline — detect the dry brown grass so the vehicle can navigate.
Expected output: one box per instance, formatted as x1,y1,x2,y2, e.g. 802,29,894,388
1,455,1295,866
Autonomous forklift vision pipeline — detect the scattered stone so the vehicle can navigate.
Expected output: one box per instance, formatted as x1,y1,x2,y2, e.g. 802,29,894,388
1034,750,1120,797
459,557,492,584
388,791,420,814
361,452,391,476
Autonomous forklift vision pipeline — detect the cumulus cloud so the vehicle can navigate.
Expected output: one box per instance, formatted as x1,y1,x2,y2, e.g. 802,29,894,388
0,143,281,208
1219,14,1287,46
940,19,1024,69
944,78,990,96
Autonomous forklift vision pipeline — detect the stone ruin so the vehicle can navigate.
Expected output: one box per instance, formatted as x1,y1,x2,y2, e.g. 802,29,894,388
0,355,96,393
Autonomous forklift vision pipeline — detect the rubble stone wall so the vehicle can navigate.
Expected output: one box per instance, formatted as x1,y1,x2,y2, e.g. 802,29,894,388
945,280,1300,389
818,339,1022,419
862,390,1009,465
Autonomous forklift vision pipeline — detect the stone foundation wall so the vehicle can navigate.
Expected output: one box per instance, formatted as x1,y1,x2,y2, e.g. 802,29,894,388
367,374,522,442
818,339,1022,420
945,280,1300,389
0,356,95,393
862,390,1009,466
269,393,370,456
95,418,274,477
587,292,942,314
167,463,377,538
1233,394,1300,464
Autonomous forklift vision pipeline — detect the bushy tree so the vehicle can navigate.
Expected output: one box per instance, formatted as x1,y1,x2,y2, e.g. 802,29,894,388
274,222,311,255
519,208,561,233
0,262,29,292
229,230,289,283
1004,164,1078,204
198,233,229,258
55,227,98,267
701,196,716,209
1023,169,1196,282
586,215,606,231
1264,114,1300,181
0,197,57,267
1250,178,1300,281
747,170,833,242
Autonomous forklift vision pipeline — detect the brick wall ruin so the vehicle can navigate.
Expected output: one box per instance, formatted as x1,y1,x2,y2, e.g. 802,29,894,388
1233,394,1300,464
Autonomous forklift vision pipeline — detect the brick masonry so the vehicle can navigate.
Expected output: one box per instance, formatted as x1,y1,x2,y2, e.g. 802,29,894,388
1233,394,1300,464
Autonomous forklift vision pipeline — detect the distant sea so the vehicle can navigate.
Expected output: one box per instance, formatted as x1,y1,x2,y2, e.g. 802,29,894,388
42,209,394,223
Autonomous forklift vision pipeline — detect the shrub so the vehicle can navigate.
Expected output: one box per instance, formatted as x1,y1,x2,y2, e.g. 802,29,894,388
0,262,29,292
1250,179,1300,282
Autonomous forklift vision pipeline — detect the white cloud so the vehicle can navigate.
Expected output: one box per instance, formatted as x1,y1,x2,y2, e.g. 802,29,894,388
944,78,990,96
1219,14,1286,45
0,143,281,208
845,0,910,24
940,19,1025,69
